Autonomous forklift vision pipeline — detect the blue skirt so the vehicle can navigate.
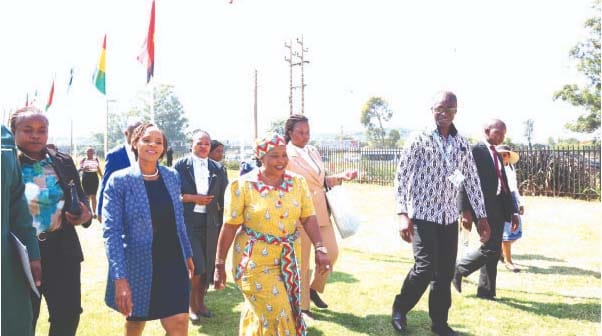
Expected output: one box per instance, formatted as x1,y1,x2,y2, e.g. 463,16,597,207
502,191,523,241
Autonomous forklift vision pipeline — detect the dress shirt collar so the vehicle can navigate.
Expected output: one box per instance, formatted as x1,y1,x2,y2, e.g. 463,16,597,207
192,155,209,167
430,122,458,137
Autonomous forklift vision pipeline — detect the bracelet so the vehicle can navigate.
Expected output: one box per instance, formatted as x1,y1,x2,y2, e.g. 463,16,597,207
215,258,226,265
314,241,324,248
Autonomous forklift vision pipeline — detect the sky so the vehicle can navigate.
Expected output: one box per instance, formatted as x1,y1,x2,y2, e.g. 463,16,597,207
0,0,597,146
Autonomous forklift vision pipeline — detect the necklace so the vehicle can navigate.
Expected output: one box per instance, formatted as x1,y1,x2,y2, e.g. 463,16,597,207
142,169,159,178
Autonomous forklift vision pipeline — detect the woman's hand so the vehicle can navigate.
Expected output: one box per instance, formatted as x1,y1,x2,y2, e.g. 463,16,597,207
115,278,133,317
65,201,92,226
195,195,214,205
187,257,195,279
341,169,358,181
315,250,332,275
214,264,227,290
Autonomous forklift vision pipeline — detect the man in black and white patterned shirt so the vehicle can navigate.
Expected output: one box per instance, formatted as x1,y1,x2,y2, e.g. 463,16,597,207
391,91,489,336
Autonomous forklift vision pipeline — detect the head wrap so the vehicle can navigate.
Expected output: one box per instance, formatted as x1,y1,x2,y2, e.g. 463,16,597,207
255,133,286,159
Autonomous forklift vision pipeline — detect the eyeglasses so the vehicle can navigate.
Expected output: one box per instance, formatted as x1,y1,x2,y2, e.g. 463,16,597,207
433,106,457,115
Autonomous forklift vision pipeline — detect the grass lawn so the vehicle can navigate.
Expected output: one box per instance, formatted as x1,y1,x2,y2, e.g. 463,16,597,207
35,183,601,335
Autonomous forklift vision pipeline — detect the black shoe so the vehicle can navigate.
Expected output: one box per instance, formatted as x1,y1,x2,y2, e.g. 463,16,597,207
452,270,462,293
198,310,213,318
431,323,458,336
310,289,328,309
476,294,497,301
391,309,407,333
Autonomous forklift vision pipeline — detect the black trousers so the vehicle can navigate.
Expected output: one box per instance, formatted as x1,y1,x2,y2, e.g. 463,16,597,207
31,259,82,336
393,220,458,325
455,213,504,297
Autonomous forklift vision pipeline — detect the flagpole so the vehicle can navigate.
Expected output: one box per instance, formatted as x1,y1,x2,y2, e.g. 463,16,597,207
105,98,109,158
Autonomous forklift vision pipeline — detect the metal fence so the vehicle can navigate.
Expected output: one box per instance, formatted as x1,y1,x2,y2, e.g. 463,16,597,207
317,146,601,200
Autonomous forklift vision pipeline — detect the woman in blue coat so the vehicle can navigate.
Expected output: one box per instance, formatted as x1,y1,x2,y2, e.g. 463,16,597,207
103,123,194,336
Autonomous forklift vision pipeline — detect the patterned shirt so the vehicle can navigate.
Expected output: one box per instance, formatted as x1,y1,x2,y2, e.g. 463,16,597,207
21,156,65,234
394,123,486,224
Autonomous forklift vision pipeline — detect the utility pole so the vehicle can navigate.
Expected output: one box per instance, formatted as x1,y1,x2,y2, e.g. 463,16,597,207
295,35,310,114
284,40,294,115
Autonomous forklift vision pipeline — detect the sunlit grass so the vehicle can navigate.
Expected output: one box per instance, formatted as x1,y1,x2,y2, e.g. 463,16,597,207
35,184,601,335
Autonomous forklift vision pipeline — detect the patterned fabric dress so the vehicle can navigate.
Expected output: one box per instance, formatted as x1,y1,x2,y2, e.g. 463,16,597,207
225,170,315,336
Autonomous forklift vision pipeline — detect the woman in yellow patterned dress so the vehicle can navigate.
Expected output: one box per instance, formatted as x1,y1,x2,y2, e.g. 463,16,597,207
214,133,331,336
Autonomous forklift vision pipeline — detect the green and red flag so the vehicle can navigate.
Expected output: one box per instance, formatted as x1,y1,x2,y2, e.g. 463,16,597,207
45,80,55,111
137,0,155,83
93,35,107,95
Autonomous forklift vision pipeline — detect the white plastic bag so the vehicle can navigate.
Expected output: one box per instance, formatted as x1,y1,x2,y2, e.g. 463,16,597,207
325,185,360,239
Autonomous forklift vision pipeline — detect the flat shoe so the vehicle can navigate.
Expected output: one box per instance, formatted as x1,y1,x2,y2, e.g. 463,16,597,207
189,312,201,324
198,310,213,318
505,263,521,273
310,289,328,309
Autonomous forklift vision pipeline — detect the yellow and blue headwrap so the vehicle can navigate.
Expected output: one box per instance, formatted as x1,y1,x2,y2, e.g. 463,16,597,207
255,133,286,159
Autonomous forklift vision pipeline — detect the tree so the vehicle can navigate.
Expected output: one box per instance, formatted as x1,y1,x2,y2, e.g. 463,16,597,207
386,129,401,148
129,84,189,150
267,118,286,136
524,118,534,149
553,0,601,134
360,97,393,146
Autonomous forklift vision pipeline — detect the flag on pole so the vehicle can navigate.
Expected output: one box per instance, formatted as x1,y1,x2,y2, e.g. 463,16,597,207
45,80,55,111
93,35,107,95
31,89,39,106
137,0,155,83
67,67,74,93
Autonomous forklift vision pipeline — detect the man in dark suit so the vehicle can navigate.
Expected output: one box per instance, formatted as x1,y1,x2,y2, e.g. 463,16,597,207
174,130,228,323
97,118,142,222
453,118,519,300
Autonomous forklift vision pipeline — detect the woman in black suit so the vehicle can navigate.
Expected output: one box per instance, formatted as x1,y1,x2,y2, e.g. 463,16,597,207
174,130,228,322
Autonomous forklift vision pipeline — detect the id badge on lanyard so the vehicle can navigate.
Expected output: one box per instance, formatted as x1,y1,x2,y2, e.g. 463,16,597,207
433,131,465,188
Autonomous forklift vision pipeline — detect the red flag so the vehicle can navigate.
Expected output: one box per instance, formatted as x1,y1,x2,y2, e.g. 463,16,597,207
137,0,155,83
45,80,55,111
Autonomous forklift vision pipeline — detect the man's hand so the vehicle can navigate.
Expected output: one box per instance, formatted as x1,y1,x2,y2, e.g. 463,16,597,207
30,259,42,287
398,214,413,243
461,209,473,231
511,214,520,232
476,218,491,243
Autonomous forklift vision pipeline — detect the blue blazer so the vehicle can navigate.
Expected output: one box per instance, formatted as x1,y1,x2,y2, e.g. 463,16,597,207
97,145,131,218
102,164,192,317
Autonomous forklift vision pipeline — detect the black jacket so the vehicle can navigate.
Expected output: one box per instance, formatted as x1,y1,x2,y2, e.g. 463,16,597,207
459,142,517,223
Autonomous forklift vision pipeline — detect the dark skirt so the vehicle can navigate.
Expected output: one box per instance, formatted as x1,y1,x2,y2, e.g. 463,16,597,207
128,177,190,321
81,172,99,196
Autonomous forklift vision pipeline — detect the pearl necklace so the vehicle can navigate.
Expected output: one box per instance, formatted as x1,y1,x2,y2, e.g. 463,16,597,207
142,169,159,178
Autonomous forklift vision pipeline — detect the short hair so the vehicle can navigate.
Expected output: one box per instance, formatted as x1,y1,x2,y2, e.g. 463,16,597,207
130,122,168,160
191,129,211,141
210,139,224,153
284,114,309,143
431,91,457,109
9,106,48,134
484,118,506,132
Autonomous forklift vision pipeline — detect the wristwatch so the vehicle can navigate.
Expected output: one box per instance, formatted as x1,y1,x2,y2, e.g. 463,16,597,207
315,246,328,254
